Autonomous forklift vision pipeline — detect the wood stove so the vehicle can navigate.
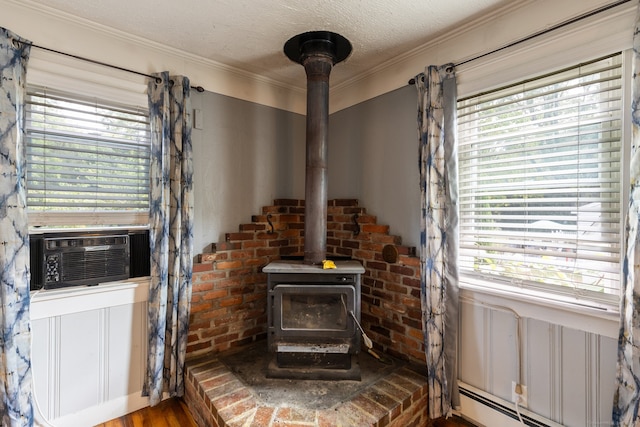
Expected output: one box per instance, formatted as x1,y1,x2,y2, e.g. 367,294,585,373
264,260,364,380
263,31,359,380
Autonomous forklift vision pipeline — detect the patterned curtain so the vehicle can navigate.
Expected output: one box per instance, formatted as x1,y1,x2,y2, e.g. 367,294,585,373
143,72,194,406
0,27,33,427
415,64,459,420
613,3,640,424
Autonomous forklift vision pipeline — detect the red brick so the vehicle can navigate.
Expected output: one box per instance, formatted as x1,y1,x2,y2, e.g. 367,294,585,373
211,388,253,411
231,250,255,260
193,271,227,283
402,277,421,288
336,247,353,257
248,406,275,426
317,409,338,427
256,232,280,240
256,248,279,257
199,253,217,263
400,255,421,270
360,241,384,252
327,237,340,247
366,261,388,271
192,282,214,293
382,318,407,334
406,325,423,340
406,308,422,321
362,224,390,234
196,307,228,321
400,296,421,309
188,319,213,332
242,240,268,249
350,394,388,420
378,271,402,284
216,260,243,270
390,264,416,276
215,242,241,251
186,341,212,353
392,332,421,350
193,262,214,272
279,229,301,238
226,232,254,241
335,402,377,426
372,234,402,244
200,372,236,392
214,332,239,344
200,325,229,339
219,296,243,308
202,289,228,300
191,301,214,313
212,278,239,291
385,282,408,294
382,301,407,315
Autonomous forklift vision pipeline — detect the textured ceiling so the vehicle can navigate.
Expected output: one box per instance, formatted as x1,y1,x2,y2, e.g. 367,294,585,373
24,0,512,89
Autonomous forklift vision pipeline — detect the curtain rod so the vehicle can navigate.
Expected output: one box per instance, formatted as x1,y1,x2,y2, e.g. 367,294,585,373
17,41,205,92
408,0,633,85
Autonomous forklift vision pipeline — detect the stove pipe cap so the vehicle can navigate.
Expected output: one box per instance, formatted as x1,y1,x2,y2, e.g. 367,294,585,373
284,31,352,65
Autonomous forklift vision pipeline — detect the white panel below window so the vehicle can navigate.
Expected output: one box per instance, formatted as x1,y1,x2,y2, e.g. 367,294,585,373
31,279,150,426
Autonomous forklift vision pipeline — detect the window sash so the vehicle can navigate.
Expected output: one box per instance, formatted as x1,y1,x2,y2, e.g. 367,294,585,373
457,53,623,306
25,86,151,226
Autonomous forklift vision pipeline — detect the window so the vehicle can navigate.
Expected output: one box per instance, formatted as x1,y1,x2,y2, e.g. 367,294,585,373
25,86,151,228
457,53,623,307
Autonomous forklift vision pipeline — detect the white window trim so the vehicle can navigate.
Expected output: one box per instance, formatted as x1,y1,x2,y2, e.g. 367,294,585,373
457,50,631,335
28,211,150,230
26,48,151,232
456,1,634,100
459,278,619,338
27,48,148,108
453,3,633,334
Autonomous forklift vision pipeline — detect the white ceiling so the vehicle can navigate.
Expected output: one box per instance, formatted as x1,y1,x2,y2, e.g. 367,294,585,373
25,0,512,89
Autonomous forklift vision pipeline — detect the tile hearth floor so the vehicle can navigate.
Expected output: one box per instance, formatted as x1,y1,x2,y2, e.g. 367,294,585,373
184,340,431,426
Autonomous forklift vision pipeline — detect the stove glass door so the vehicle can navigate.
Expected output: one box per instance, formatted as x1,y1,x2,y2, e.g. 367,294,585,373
273,284,355,337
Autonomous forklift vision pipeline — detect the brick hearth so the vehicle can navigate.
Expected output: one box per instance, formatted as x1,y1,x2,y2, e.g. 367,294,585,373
184,350,429,427
185,199,430,426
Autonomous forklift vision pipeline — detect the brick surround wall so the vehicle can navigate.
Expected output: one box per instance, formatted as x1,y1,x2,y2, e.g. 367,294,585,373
187,199,425,366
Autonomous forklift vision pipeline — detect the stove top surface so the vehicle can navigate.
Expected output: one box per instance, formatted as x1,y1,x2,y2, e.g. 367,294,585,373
263,259,365,274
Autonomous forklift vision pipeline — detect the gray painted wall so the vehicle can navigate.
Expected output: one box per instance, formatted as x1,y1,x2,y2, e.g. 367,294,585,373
191,90,306,254
191,83,420,254
329,85,420,248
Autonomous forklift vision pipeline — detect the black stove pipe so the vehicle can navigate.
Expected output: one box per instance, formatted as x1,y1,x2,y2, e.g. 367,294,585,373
284,31,352,264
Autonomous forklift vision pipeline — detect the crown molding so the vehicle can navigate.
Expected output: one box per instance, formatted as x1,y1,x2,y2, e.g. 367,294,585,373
3,0,628,115
330,0,630,113
2,0,307,114
331,0,530,94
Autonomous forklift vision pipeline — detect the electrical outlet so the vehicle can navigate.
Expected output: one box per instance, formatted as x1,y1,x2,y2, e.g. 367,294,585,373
512,381,528,408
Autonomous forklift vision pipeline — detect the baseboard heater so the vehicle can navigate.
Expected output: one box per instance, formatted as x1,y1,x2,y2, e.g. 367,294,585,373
459,383,562,427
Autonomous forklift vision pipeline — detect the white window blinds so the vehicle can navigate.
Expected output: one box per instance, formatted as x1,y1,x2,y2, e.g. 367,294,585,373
25,86,150,227
457,53,622,306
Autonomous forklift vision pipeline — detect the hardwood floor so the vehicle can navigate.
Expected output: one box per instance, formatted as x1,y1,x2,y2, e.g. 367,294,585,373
96,397,477,427
95,398,197,427
433,415,478,427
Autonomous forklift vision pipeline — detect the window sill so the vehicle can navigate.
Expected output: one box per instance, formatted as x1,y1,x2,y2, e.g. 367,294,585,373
30,277,150,320
459,276,620,338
